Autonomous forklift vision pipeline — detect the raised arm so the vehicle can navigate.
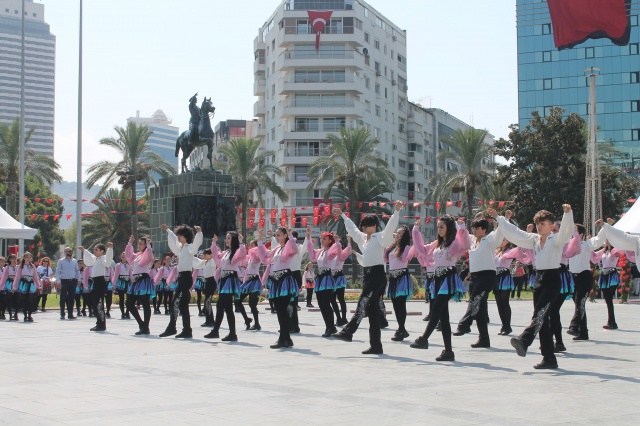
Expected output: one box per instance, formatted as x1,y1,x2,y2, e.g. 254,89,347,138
585,227,606,251
188,229,204,255
230,245,247,266
379,204,402,248
340,213,366,246
165,228,180,256
125,241,136,265
448,222,472,257
562,231,582,259
590,248,605,264
603,223,639,252
495,216,535,249
280,236,299,262
554,207,575,247
306,238,321,263
82,250,97,267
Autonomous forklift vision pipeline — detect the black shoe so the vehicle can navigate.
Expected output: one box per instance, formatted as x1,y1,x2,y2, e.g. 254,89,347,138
159,329,177,337
533,359,558,369
106,312,111,318
391,330,410,341
201,322,214,327
165,310,170,315
306,304,314,308
27,316,34,322
198,311,205,317
566,328,579,337
249,323,262,331
322,329,333,337
90,326,106,331
81,310,86,317
336,318,348,326
452,327,470,336
510,337,527,357
121,314,127,320
435,349,455,361
603,323,618,330
287,338,294,347
332,330,353,342
290,327,301,334
204,330,219,339
554,343,567,353
362,347,383,355
125,313,131,319
380,320,389,329
23,317,28,322
501,327,513,336
410,336,429,349
175,331,192,338
270,340,291,349
245,318,253,330
68,315,76,320
471,340,490,348
221,334,238,342
135,328,150,335
573,335,589,341
271,309,277,314
60,315,65,320
423,314,430,322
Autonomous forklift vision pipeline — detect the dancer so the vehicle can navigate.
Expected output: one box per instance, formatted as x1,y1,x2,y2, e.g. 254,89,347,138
75,260,87,317
15,251,42,322
590,240,623,330
150,259,161,314
332,201,401,355
235,232,267,331
494,238,532,336
198,247,218,328
105,260,115,318
81,264,93,318
113,253,132,319
306,227,340,337
303,262,315,308
491,204,574,370
154,256,173,315
192,254,206,317
271,229,307,333
159,224,203,338
125,235,156,335
264,226,300,349
567,222,605,341
451,215,504,348
79,242,114,332
329,234,351,326
55,247,80,320
205,232,246,341
385,224,417,342
511,261,526,300
410,216,469,361
0,254,18,320
36,257,53,312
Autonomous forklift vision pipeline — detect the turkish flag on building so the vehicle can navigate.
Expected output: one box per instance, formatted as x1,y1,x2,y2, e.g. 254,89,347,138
308,10,333,50
547,0,631,50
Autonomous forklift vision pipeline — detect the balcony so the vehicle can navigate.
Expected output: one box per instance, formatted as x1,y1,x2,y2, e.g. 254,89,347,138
254,35,265,52
252,123,266,139
253,99,265,117
282,99,361,117
279,74,364,94
253,78,266,96
279,50,355,69
253,56,265,74
277,26,362,47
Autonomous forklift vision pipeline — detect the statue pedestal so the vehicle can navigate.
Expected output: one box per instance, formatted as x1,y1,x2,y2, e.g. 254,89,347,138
149,171,240,256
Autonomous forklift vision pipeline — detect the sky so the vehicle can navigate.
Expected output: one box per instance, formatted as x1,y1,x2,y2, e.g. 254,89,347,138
41,0,518,182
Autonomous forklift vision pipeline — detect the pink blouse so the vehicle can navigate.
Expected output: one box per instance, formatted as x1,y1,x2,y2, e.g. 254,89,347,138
125,244,154,275
244,244,267,281
495,250,516,269
414,225,470,268
307,239,338,270
154,266,173,285
412,227,435,272
264,238,299,272
15,264,42,290
0,265,18,291
112,263,132,286
213,244,247,273
560,231,582,265
385,245,416,270
330,241,351,271
82,267,92,289
591,248,624,269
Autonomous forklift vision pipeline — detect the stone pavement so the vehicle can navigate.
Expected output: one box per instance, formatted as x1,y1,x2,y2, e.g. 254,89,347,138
1,299,638,425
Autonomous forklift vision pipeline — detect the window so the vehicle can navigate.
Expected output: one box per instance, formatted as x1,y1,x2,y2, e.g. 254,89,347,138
323,117,346,132
632,101,640,112
633,129,640,141
543,106,553,117
295,117,319,132
398,159,406,169
374,128,379,138
365,100,371,112
364,7,368,17
631,43,639,55
543,78,553,90
384,87,388,99
542,51,552,62
542,23,551,34
375,83,380,94
374,39,380,50
631,72,640,83
585,47,595,58
374,61,380,73
397,180,407,190
364,31,369,43
375,105,380,117
631,15,638,26
32,13,36,17
365,77,370,89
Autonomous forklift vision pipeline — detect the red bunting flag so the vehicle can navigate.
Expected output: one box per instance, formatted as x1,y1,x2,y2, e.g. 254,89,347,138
46,198,54,204
237,207,243,215
291,217,297,227
478,200,484,205
628,198,636,203
489,200,495,206
413,203,420,208
368,202,374,207
259,208,266,218
323,205,330,216
53,214,60,221
66,214,72,220
249,208,256,218
42,214,49,220
436,202,441,210
127,199,132,203
456,200,462,208
138,200,144,205
425,217,431,224
34,198,41,202
270,208,277,218
446,201,453,207
110,210,117,214
313,216,319,226
29,214,36,220
313,206,320,216
301,217,308,227
344,212,350,219
91,199,97,204
380,202,386,207
104,199,110,203
81,214,87,219
259,219,266,228
270,217,276,225
280,217,287,226
360,213,366,220
345,202,350,210
382,214,389,219
248,218,255,228
58,198,63,203
291,208,296,216
498,201,506,208
281,208,287,218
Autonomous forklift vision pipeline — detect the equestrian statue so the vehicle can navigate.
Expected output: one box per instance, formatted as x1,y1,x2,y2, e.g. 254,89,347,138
175,93,216,173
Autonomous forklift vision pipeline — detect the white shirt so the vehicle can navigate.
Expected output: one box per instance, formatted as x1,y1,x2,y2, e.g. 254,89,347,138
341,210,400,267
466,227,502,273
83,248,114,278
194,258,217,278
166,229,203,272
603,223,640,258
496,211,574,270
568,229,605,273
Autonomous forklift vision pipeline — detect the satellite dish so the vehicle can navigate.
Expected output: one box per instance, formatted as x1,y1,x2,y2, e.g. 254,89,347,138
363,47,369,57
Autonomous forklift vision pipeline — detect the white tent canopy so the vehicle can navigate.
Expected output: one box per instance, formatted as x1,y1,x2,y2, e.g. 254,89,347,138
613,198,640,235
0,205,37,239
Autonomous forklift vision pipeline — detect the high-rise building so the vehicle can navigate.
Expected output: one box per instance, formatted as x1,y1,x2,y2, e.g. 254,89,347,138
189,119,256,170
516,0,640,169
127,110,179,197
0,0,55,157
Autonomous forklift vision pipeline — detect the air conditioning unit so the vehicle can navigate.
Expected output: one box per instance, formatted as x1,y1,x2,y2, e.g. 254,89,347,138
391,80,396,86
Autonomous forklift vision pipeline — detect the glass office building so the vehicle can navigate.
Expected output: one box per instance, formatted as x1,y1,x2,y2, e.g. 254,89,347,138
516,0,640,170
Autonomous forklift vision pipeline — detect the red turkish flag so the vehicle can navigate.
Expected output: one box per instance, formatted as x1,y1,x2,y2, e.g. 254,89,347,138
313,206,320,216
259,208,266,218
53,215,60,221
248,218,255,228
281,208,288,218
66,214,72,220
307,10,333,50
291,208,296,216
547,0,630,50
259,219,266,228
43,214,50,220
270,217,276,225
446,201,453,207
436,202,441,211
291,217,297,227
323,205,330,216
344,212,350,219
456,200,462,208
30,214,36,220
280,217,287,226
345,202,350,210
425,217,431,224
313,216,319,226
249,208,256,218
498,201,506,208
46,198,54,204
301,217,308,227
270,209,277,218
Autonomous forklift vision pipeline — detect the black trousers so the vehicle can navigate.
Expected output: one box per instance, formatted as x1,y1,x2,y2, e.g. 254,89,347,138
602,287,617,326
106,291,113,313
512,277,525,298
288,270,302,331
22,287,35,317
343,265,386,350
127,292,151,331
36,294,48,310
237,292,260,326
306,288,314,305
518,269,561,364
549,295,566,345
92,276,107,329
274,295,292,343
494,289,512,331
59,279,76,317
457,270,494,343
203,277,218,325
331,287,347,321
117,288,129,315
214,293,236,335
391,297,408,332
3,292,15,317
165,272,192,333
316,289,335,330
569,270,592,338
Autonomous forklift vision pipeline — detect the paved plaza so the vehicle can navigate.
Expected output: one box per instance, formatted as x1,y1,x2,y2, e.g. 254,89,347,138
1,298,638,425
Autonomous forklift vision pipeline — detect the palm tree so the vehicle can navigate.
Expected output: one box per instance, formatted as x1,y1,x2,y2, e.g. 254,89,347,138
307,127,395,222
216,138,288,237
81,188,149,253
85,122,175,240
427,128,494,226
0,119,62,217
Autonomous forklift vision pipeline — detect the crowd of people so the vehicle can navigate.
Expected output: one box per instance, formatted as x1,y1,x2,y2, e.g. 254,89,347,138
1,202,638,369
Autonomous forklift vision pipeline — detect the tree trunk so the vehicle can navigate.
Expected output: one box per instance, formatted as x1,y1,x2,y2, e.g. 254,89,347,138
131,188,138,241
241,189,248,239
466,189,475,228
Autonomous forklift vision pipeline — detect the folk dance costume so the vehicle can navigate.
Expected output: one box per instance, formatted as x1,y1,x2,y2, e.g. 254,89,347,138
197,255,218,328
549,231,581,352
236,242,267,331
417,256,435,322
150,267,161,314
498,210,574,369
329,241,351,326
113,262,132,319
493,247,527,335
452,224,503,347
385,234,417,342
567,229,605,340
0,265,18,320
15,264,41,322
307,238,340,337
264,236,300,349
153,266,174,315
104,264,114,318
160,228,203,338
273,235,308,333
332,209,400,354
303,269,315,307
192,266,205,317
125,243,155,335
411,223,470,361
36,265,53,312
83,247,114,331
590,246,623,329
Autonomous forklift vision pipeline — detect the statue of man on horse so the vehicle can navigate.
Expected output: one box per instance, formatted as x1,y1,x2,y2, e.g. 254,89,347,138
175,94,216,173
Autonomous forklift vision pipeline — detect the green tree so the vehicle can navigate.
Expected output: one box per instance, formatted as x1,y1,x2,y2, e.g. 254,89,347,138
216,138,288,238
427,128,494,226
85,122,175,240
23,176,64,258
0,119,62,217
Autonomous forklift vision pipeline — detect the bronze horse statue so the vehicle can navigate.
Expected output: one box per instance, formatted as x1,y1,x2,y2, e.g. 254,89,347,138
175,97,215,173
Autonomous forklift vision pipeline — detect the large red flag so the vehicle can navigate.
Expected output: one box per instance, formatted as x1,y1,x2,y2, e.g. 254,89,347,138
547,0,630,50
308,10,333,50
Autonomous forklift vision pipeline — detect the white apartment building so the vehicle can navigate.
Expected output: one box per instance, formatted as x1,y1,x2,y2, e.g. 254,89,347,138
0,0,55,157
